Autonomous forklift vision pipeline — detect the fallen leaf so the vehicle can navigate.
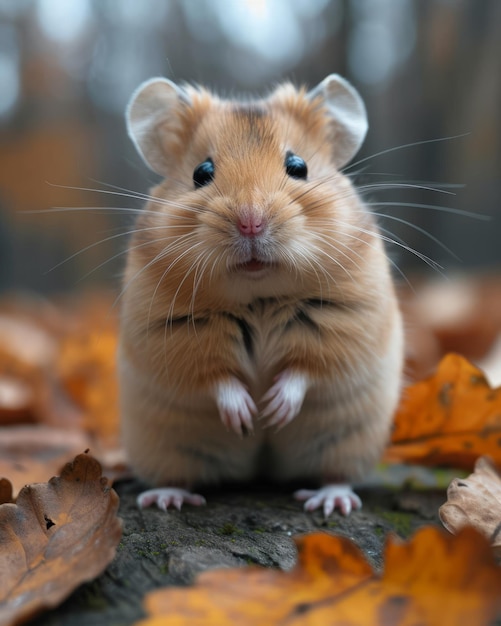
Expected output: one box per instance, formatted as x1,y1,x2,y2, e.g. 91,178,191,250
0,452,122,626
57,323,119,448
0,376,35,425
400,275,501,382
135,527,501,626
386,353,501,469
440,456,501,554
0,293,126,489
0,303,81,430
0,425,92,498
0,479,13,505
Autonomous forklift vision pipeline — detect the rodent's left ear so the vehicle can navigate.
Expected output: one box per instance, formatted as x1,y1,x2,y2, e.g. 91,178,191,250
126,77,190,175
307,74,368,168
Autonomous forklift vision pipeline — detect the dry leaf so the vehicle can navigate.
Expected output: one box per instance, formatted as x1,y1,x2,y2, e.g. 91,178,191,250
135,527,501,626
440,456,501,554
0,426,92,498
57,323,119,448
400,275,501,382
0,452,122,626
0,478,13,505
385,353,501,469
0,293,126,488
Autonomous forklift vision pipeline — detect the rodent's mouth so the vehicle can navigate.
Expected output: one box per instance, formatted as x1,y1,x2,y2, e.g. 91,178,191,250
235,258,274,274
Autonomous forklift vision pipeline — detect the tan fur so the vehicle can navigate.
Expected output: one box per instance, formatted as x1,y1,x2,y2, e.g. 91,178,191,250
119,81,404,488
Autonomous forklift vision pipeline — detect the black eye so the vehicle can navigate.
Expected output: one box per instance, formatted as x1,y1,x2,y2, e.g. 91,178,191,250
285,151,307,180
193,158,215,188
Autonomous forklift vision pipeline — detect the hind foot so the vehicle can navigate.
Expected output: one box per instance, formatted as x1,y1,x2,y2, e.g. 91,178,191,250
294,484,362,517
137,487,206,511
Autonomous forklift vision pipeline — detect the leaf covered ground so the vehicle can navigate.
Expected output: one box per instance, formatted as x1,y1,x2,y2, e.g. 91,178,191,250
1,275,501,625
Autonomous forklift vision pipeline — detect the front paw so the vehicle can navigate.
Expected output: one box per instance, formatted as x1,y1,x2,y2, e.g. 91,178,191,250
260,370,309,431
214,377,258,437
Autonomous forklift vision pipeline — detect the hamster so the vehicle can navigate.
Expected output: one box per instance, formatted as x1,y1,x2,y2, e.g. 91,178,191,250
118,74,404,516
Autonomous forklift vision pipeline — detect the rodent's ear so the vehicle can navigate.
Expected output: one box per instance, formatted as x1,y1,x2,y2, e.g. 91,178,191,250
308,74,368,168
126,77,190,175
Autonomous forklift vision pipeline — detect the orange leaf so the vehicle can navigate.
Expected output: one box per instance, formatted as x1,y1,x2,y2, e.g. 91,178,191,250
135,527,501,626
0,452,122,626
0,293,126,488
57,324,119,448
385,353,501,469
440,456,501,554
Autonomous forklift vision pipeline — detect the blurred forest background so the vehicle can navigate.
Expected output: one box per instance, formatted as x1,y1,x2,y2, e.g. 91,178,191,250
0,0,499,295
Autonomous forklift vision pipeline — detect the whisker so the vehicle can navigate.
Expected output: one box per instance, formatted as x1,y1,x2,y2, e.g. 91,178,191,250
21,206,153,216
370,211,460,260
73,235,175,284
343,133,470,172
159,242,205,311
44,224,173,273
162,244,206,331
308,231,365,271
112,233,199,311
286,242,328,291
190,249,220,320
357,182,457,196
336,219,445,274
46,181,206,215
369,201,489,220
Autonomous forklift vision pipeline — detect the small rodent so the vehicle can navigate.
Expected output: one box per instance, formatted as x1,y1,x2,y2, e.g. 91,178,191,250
118,74,404,516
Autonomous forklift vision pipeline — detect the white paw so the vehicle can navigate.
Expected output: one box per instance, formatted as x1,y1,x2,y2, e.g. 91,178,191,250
260,370,308,431
294,484,362,517
137,488,206,511
214,378,258,437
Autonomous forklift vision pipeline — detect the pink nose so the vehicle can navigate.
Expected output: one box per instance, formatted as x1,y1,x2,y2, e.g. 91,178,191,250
238,215,264,236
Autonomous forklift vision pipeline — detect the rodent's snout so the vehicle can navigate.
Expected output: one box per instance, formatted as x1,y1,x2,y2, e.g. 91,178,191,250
229,205,276,274
236,206,266,237
237,213,265,237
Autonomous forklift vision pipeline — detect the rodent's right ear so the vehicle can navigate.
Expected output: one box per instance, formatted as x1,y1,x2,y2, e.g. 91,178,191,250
126,78,190,175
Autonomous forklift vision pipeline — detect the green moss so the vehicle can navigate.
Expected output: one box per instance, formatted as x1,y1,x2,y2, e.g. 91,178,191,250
374,526,385,537
77,581,108,611
379,511,413,537
219,522,242,536
326,520,339,529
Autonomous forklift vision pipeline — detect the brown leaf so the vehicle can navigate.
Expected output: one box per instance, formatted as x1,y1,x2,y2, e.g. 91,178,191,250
135,527,501,626
400,275,501,382
0,311,57,427
385,353,501,469
0,478,13,505
0,426,92,498
0,452,122,626
440,456,501,554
